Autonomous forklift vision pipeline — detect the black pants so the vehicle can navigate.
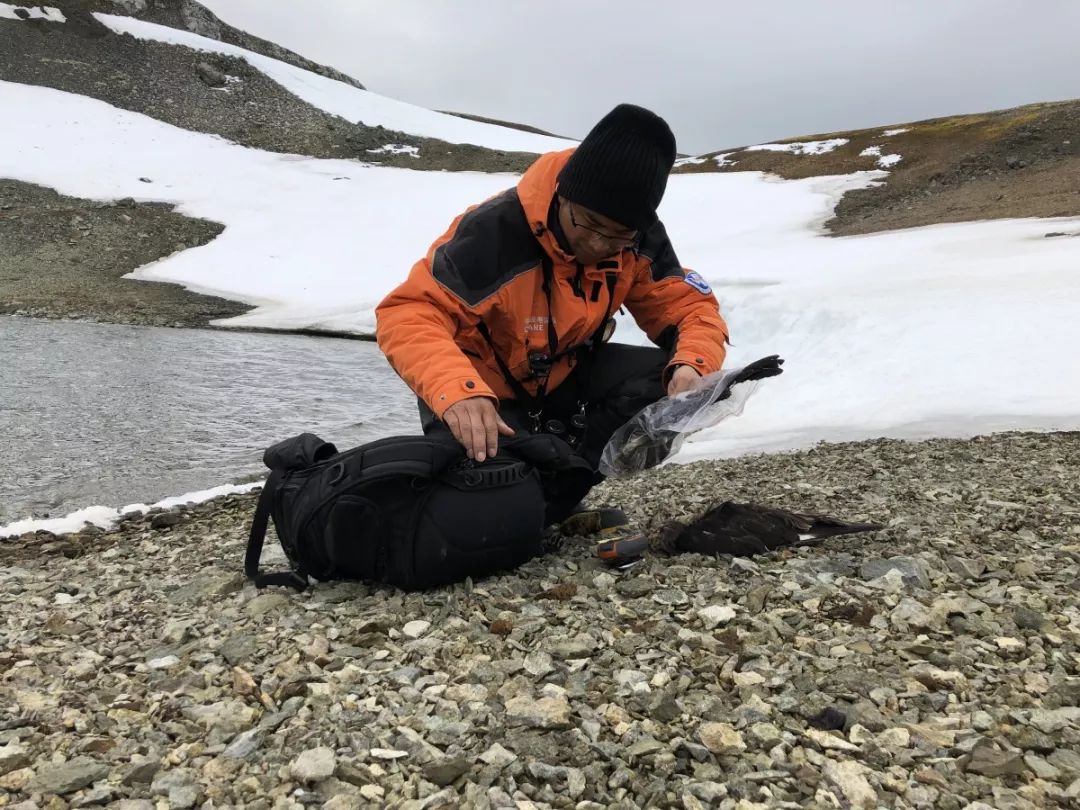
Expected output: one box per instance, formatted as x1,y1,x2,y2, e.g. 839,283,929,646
419,343,669,521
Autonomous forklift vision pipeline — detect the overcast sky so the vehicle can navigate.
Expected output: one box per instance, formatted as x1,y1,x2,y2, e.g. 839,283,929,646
201,0,1080,155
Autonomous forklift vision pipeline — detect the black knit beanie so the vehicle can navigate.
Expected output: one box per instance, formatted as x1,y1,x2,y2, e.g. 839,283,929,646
557,103,677,231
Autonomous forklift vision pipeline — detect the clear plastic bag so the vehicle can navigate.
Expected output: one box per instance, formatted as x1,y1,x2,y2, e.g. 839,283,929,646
599,356,783,478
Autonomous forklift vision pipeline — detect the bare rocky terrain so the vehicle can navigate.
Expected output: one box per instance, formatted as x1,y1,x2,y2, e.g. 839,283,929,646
2,431,1079,809
676,101,1080,237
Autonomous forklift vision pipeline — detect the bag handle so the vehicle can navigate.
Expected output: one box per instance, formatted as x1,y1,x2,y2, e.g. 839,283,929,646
244,470,308,590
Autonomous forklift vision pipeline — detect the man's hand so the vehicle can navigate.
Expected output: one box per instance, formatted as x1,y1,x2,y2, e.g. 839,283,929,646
666,364,702,398
443,397,515,462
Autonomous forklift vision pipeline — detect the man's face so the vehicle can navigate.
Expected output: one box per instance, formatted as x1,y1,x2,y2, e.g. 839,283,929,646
559,198,638,265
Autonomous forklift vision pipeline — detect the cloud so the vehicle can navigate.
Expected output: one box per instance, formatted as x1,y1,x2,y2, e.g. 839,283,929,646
201,0,1080,154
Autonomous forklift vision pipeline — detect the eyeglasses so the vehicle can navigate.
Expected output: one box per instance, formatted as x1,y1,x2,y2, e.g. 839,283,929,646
569,203,638,246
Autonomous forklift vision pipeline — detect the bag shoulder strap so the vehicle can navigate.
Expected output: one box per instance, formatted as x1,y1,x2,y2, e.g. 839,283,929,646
244,469,308,590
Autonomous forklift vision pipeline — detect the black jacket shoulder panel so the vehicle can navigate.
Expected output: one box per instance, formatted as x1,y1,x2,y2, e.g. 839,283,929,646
431,189,545,307
637,219,684,283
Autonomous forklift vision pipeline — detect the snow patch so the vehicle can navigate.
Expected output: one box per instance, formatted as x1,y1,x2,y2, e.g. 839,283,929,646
674,156,707,167
882,128,911,137
860,146,903,169
93,13,577,153
0,3,65,21
367,144,420,158
745,138,848,156
714,152,735,168
0,482,262,539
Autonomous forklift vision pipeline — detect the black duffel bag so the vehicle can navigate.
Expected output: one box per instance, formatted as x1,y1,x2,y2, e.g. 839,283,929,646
244,431,592,591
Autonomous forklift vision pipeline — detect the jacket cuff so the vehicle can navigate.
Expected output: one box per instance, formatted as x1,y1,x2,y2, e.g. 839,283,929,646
427,375,497,419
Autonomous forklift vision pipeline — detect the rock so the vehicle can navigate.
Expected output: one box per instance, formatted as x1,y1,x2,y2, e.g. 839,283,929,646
823,759,877,808
732,671,766,688
946,555,985,579
359,785,385,800
0,743,30,775
245,592,290,617
478,743,517,768
109,0,147,12
195,62,227,88
369,748,408,760
1026,708,1080,734
72,784,118,807
1013,606,1046,630
150,769,200,809
860,556,930,588
223,729,262,759
121,758,159,785
402,619,430,638
961,746,1025,776
168,571,243,603
1006,155,1027,169
805,728,861,752
544,636,596,659
219,633,258,665
290,747,336,782
615,578,655,597
698,722,746,754
653,587,689,605
523,651,555,678
697,604,736,629
150,512,181,529
626,737,666,758
1048,749,1080,776
423,756,470,786
1024,754,1061,781
27,758,109,795
505,695,571,729
526,761,586,799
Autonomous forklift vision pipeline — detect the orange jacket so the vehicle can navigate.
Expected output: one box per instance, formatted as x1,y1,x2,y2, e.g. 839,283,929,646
375,149,729,418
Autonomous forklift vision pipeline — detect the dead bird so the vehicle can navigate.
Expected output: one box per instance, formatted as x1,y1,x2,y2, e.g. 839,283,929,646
653,502,883,557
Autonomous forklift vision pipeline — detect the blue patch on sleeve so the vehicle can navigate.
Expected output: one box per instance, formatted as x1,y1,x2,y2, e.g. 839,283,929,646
684,271,712,294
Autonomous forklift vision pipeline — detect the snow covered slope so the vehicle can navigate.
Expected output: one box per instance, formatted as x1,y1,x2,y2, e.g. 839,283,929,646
95,13,576,154
4,79,1079,468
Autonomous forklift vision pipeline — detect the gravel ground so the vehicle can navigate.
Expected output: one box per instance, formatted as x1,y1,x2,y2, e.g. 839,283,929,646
2,430,1079,809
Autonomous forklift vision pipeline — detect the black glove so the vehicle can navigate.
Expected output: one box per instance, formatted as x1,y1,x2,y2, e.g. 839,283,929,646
714,355,784,402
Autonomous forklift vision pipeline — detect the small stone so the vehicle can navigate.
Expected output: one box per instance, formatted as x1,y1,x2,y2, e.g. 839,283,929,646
1013,606,1046,630
995,636,1025,652
479,743,517,768
403,620,430,638
626,737,665,758
823,759,877,808
1048,749,1080,775
146,654,179,670
245,592,290,617
733,671,766,688
860,556,930,588
360,784,385,800
223,729,262,760
72,784,118,807
697,604,736,629
505,695,571,729
805,727,861,752
653,587,689,605
1024,754,1061,780
121,759,159,785
523,651,555,678
698,722,746,754
1027,708,1080,734
615,578,655,597
219,634,258,665
196,62,227,88
150,512,181,529
28,758,109,795
149,770,200,808
962,746,1025,776
369,748,408,760
0,743,30,775
423,756,470,786
544,639,596,660
290,747,336,782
